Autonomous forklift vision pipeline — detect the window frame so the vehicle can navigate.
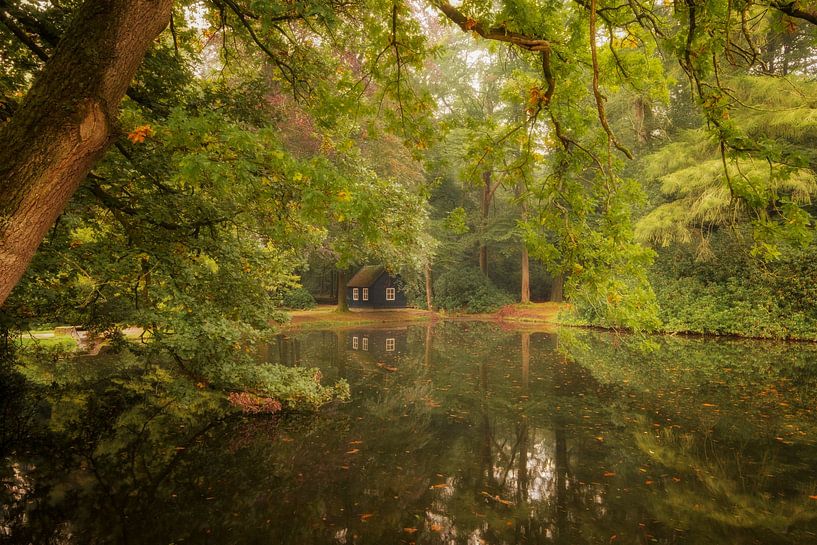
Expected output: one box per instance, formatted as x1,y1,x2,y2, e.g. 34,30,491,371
362,337,368,351
385,338,395,352
352,288,359,301
362,287,369,301
385,287,396,301
352,336,359,349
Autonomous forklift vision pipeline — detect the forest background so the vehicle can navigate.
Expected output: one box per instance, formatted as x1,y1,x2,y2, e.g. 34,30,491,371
2,0,817,406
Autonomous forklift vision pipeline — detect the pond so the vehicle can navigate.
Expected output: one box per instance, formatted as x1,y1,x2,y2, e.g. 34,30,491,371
3,321,817,544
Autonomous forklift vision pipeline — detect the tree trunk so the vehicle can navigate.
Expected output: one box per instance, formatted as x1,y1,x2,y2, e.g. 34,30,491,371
0,0,174,307
479,170,491,276
424,264,433,310
423,323,433,367
520,246,530,304
336,269,348,312
550,273,564,303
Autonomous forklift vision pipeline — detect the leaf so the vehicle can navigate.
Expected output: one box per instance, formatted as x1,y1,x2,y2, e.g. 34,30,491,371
360,513,374,521
603,471,616,477
430,523,443,532
127,124,153,144
464,18,477,31
346,448,359,454
431,483,449,489
403,528,418,534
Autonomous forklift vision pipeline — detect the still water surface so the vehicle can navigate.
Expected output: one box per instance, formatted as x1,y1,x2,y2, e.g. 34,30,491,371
3,321,817,544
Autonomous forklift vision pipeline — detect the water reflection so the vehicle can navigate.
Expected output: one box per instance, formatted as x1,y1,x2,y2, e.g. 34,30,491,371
3,323,817,544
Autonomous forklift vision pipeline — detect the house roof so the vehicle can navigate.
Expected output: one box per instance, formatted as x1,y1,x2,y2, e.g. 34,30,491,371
347,266,386,287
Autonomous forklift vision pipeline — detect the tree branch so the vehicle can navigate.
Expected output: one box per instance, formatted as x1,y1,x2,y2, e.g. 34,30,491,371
771,1,817,26
433,0,551,52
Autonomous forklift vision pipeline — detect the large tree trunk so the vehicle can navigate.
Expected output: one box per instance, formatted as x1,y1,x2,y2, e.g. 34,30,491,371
336,269,348,312
0,0,174,307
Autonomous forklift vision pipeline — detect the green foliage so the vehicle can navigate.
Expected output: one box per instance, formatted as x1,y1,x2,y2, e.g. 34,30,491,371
433,268,513,313
649,233,817,340
280,286,317,310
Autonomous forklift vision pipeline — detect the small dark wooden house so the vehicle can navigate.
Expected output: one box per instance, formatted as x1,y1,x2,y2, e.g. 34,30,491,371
346,266,407,309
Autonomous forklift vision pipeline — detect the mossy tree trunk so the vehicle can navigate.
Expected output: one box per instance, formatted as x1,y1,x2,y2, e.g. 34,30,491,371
0,0,173,307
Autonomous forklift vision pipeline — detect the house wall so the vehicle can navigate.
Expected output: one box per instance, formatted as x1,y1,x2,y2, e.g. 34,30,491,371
346,274,407,308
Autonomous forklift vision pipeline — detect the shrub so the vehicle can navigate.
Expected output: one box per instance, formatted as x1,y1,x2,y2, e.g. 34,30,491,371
433,268,513,313
280,287,316,310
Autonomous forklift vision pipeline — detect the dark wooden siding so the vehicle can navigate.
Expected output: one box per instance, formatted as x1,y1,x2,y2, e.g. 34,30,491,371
346,272,407,308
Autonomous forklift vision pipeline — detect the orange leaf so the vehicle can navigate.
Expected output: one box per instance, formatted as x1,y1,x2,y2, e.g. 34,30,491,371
809,495,817,500
430,523,443,532
403,528,418,534
464,18,477,30
603,471,616,478
346,448,359,454
431,483,450,489
127,124,153,144
360,513,374,521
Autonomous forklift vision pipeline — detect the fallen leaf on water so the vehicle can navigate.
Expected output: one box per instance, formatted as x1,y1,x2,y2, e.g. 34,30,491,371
360,513,374,522
431,483,450,489
702,403,717,407
645,480,654,485
346,448,359,454
809,495,817,500
430,523,443,532
349,440,363,445
603,471,616,478
403,528,418,534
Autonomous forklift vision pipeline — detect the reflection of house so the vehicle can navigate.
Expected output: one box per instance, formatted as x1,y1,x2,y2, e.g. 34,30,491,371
346,266,407,309
346,328,407,361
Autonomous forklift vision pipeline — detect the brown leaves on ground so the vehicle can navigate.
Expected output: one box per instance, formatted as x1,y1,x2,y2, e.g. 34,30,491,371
228,392,282,414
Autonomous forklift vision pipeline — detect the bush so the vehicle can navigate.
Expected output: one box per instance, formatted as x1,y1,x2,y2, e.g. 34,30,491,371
280,287,316,310
433,268,513,313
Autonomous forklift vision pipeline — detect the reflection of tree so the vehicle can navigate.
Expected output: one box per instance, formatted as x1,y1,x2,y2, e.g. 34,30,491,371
634,420,817,543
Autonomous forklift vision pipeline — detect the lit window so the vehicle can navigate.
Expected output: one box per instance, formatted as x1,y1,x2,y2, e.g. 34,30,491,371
386,287,395,301
362,288,369,301
353,288,359,301
352,336,358,349
386,338,395,351
362,337,368,351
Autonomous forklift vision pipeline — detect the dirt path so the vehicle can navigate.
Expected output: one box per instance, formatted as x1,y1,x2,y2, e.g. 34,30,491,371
286,303,566,330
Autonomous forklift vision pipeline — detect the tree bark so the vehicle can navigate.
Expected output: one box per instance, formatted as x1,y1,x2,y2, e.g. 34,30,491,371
336,269,348,312
424,264,433,310
550,273,564,302
479,170,491,276
0,0,174,307
520,246,530,304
